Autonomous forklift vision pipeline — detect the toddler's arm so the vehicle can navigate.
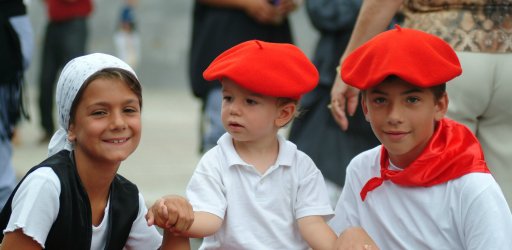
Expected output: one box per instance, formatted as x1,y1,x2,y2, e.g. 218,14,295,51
183,211,223,238
297,215,337,250
334,227,379,250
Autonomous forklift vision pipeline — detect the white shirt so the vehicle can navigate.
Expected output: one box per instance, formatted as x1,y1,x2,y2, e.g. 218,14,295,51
3,167,162,249
330,146,512,250
187,133,333,250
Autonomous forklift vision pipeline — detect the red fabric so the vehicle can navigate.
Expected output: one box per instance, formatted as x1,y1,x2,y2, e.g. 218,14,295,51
360,119,490,201
341,25,462,90
47,0,93,22
203,40,319,100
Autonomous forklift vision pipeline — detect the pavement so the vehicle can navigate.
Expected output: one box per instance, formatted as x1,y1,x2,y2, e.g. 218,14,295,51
13,0,318,208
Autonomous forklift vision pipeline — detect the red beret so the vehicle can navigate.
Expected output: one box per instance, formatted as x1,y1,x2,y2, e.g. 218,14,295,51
203,40,319,100
341,25,462,90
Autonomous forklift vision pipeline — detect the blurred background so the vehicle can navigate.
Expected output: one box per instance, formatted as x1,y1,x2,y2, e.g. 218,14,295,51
13,0,318,205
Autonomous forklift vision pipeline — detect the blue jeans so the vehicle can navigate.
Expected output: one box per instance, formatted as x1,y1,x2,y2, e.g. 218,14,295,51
202,88,225,152
0,140,16,210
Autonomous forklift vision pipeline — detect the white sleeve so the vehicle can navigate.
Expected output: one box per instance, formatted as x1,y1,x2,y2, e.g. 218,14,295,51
186,151,227,219
461,175,512,249
294,155,334,220
124,193,162,250
3,167,60,248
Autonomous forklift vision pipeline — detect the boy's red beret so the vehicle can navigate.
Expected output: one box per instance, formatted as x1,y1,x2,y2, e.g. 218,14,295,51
203,40,319,100
341,25,462,90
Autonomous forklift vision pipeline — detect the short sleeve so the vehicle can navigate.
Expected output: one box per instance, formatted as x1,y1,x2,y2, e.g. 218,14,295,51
294,154,334,220
124,193,163,249
186,150,227,219
4,167,60,248
461,174,512,248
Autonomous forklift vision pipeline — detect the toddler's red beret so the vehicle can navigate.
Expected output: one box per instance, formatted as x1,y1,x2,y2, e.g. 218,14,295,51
341,25,462,90
203,40,319,100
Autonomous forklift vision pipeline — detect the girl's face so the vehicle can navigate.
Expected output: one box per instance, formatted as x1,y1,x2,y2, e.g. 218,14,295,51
362,78,447,168
220,79,294,144
68,77,141,166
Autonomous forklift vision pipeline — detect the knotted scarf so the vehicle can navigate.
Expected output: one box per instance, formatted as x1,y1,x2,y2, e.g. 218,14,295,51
360,118,490,201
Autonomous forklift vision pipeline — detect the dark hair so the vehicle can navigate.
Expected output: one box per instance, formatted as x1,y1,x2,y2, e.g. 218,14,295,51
69,68,142,125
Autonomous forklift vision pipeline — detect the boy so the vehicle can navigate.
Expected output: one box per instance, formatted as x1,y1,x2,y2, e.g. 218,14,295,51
148,40,377,249
330,25,512,249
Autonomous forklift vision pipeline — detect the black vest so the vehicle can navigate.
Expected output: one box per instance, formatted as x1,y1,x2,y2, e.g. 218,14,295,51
0,150,139,250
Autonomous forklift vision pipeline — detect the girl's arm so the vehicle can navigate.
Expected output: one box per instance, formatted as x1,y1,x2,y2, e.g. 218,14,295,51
160,231,190,250
297,215,337,250
0,229,42,250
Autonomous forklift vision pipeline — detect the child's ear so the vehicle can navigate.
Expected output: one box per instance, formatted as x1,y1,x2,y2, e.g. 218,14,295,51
275,103,296,127
361,96,370,122
434,92,449,121
67,123,76,142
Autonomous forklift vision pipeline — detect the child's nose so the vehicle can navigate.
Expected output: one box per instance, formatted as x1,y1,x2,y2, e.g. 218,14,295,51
387,103,404,125
229,102,242,115
110,111,127,130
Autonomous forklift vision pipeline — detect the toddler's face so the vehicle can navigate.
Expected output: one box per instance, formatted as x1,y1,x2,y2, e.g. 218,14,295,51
220,79,290,143
68,77,142,165
361,78,447,167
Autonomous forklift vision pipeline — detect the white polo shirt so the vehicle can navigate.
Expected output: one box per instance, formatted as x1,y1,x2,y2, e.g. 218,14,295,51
187,133,333,250
330,146,512,250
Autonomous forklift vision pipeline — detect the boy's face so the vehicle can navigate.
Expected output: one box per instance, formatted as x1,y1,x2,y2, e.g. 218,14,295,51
68,77,142,166
361,78,448,168
220,79,295,143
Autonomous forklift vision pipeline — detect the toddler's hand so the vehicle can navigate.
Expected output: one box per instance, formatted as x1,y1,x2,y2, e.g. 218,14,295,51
146,195,194,233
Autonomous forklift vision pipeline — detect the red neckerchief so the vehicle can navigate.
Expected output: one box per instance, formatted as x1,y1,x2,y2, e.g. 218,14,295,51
360,118,490,201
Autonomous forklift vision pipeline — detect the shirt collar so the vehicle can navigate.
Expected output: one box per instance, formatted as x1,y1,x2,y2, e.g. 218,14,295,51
217,133,296,168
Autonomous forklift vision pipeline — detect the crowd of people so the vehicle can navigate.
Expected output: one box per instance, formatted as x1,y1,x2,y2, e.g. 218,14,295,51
1,0,511,249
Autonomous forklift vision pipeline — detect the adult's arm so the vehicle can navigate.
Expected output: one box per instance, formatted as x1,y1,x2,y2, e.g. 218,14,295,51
330,0,402,130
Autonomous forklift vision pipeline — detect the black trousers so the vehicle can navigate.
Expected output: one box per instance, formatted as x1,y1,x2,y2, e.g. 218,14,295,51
38,17,87,135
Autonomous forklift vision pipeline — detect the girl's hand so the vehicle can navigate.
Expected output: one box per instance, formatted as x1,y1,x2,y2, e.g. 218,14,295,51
146,195,194,232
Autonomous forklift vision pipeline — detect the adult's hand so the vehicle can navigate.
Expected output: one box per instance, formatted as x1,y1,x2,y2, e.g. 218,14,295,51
330,70,360,131
245,0,282,25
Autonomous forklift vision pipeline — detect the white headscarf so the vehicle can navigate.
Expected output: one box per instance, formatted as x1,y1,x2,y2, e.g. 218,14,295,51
47,53,137,156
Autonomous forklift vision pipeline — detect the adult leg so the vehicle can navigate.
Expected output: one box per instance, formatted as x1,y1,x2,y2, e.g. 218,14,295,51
38,22,59,139
0,140,16,210
202,87,225,152
60,18,87,64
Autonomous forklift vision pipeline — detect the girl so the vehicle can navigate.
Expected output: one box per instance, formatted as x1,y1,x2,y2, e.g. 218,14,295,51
0,53,192,250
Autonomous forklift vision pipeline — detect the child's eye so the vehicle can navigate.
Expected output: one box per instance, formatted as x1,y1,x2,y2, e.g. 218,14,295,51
373,97,386,104
246,99,257,105
406,96,420,103
223,96,232,102
124,107,139,113
91,110,107,116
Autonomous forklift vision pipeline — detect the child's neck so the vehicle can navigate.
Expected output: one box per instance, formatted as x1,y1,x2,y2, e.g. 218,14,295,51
233,135,279,175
